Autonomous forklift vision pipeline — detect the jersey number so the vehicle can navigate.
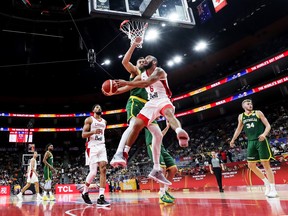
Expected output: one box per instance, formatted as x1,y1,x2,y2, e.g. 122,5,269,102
149,92,158,99
246,123,255,128
95,135,103,141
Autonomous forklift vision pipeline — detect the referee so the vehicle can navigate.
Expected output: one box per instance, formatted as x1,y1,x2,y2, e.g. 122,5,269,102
209,150,225,193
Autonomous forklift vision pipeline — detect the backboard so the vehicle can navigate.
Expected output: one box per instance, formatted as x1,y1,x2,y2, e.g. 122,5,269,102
88,0,195,28
22,154,41,166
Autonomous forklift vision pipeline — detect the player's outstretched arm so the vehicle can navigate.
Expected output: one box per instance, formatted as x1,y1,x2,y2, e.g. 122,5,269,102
103,85,135,96
122,37,142,76
115,67,165,88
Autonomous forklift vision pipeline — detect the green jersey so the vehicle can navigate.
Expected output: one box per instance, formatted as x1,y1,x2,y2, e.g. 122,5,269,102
44,151,53,180
125,70,148,122
129,78,148,101
242,110,265,141
45,151,53,167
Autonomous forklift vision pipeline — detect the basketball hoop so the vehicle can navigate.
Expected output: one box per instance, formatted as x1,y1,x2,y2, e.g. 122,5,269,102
120,20,148,48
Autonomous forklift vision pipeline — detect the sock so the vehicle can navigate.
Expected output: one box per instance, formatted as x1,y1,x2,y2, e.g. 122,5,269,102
164,184,169,191
175,127,182,134
49,191,53,196
124,145,131,154
83,183,90,194
270,183,276,191
152,138,161,170
99,188,105,197
152,135,161,170
153,164,161,170
18,192,22,196
262,177,270,185
116,125,132,154
43,191,47,196
159,188,165,196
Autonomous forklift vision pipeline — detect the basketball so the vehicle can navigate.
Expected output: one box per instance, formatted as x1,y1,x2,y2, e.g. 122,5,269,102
102,79,118,95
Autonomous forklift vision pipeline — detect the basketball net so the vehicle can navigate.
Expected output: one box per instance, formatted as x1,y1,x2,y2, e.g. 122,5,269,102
120,20,148,48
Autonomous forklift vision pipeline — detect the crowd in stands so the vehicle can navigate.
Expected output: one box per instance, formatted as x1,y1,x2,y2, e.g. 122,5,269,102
1,99,287,194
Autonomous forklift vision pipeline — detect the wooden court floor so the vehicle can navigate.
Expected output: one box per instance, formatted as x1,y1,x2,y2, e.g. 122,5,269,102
1,186,288,216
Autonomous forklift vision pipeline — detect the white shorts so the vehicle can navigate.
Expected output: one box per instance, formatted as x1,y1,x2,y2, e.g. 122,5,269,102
27,172,39,184
138,97,175,125
85,142,108,166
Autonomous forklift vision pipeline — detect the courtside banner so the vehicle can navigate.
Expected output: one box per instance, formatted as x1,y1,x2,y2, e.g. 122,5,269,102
139,161,288,190
212,0,227,12
119,179,137,190
55,184,109,194
0,185,10,196
55,184,77,194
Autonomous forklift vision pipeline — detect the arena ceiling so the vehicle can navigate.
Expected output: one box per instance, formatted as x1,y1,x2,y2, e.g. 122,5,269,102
0,0,287,114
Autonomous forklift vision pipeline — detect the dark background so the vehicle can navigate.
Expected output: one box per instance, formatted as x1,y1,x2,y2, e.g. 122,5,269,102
0,0,287,112
0,0,287,146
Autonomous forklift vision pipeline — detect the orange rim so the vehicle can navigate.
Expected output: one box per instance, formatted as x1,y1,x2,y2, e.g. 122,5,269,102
120,19,130,30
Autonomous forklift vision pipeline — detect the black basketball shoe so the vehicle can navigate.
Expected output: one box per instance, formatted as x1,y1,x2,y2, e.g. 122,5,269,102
97,195,110,207
82,192,92,205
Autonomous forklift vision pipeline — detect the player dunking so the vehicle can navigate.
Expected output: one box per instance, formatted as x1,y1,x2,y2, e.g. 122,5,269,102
17,151,42,201
230,99,278,198
81,104,110,207
115,55,189,185
43,143,56,201
106,38,179,198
